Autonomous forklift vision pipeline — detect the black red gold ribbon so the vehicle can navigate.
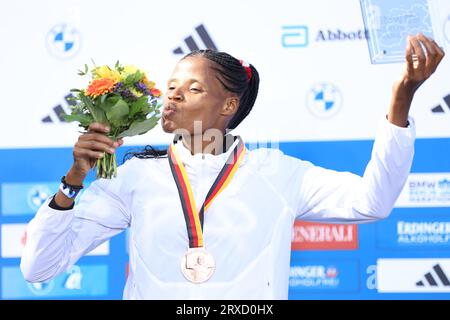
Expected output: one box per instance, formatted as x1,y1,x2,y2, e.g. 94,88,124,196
168,138,245,248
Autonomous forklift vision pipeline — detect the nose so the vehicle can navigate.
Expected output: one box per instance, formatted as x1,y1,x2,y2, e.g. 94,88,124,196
167,88,183,102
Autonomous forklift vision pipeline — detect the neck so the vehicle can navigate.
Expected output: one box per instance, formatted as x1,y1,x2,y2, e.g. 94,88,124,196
180,134,235,155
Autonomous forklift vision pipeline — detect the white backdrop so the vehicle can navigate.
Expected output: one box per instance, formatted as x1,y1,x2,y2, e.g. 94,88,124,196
0,0,449,148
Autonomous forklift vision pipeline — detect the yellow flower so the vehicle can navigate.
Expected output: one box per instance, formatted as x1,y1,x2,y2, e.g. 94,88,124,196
93,65,121,82
143,75,155,90
121,65,140,80
130,88,143,98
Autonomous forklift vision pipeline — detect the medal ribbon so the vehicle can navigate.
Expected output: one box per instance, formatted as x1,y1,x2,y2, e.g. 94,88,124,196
168,138,246,248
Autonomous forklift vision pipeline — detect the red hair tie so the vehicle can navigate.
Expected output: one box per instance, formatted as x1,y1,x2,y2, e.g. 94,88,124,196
239,59,252,81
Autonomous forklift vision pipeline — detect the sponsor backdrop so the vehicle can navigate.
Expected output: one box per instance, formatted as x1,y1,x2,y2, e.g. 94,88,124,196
0,0,449,299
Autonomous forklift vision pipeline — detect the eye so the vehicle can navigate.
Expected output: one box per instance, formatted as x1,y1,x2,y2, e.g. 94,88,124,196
168,86,175,90
190,87,201,92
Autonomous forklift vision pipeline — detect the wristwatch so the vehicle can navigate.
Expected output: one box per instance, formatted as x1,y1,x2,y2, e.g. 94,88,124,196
59,176,84,199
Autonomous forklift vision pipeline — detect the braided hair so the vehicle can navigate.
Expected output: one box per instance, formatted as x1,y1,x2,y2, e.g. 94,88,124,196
125,49,259,160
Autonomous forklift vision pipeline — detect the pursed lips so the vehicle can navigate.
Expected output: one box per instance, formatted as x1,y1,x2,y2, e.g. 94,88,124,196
163,103,177,118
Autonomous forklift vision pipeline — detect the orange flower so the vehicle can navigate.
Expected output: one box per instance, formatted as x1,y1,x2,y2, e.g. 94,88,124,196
86,78,117,97
150,88,162,97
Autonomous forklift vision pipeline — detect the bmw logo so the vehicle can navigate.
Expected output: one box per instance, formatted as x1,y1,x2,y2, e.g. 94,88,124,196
27,185,52,211
306,83,343,118
27,280,55,296
46,23,81,59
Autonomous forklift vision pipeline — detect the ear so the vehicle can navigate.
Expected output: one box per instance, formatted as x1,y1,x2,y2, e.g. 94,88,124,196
221,96,239,116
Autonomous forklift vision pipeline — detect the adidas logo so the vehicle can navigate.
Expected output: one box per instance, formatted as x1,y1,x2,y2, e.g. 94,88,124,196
173,24,218,55
41,93,75,123
415,264,450,287
431,93,450,114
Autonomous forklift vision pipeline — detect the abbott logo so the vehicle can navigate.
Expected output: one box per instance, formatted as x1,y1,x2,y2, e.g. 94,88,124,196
377,258,450,293
282,26,309,47
173,24,218,55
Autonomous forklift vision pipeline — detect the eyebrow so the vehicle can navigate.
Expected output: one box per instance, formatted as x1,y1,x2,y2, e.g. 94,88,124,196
167,78,204,85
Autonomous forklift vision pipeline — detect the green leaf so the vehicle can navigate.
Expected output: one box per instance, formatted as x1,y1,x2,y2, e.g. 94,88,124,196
100,94,108,106
129,96,149,118
106,98,129,127
117,117,159,138
63,114,93,127
79,94,108,124
77,64,89,76
123,71,144,85
98,95,119,112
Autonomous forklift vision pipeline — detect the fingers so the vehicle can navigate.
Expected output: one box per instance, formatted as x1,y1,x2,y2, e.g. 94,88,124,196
88,122,110,134
405,36,414,71
80,132,118,148
409,35,426,69
417,33,436,75
73,146,106,160
404,33,446,83
431,38,445,64
77,140,116,155
74,124,124,163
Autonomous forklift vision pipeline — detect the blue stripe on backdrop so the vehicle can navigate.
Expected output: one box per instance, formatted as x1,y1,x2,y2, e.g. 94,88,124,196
1,138,449,299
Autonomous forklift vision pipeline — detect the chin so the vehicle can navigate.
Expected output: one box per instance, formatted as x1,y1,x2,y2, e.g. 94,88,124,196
161,118,176,133
161,122,173,133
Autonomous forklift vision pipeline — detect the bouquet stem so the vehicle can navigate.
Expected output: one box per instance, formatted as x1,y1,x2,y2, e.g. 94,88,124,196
96,152,117,179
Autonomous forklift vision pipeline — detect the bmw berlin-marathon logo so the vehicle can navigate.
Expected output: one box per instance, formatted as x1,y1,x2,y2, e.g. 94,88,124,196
46,23,81,59
306,83,343,118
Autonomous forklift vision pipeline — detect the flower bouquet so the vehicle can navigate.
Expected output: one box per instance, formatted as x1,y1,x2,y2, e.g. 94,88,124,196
65,62,162,179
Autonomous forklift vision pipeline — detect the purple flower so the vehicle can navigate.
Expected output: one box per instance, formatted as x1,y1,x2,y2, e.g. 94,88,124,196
135,82,150,95
121,88,137,101
114,82,125,93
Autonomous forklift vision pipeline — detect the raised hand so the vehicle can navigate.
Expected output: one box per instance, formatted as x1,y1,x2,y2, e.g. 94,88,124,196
404,33,445,91
388,33,445,127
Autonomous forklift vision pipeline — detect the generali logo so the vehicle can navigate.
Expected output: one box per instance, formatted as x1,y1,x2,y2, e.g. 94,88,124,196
291,221,358,250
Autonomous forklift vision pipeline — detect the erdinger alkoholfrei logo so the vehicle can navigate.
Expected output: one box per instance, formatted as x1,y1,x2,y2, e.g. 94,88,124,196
289,265,340,288
173,24,218,55
42,93,75,123
416,264,450,288
431,93,450,114
46,24,81,59
306,83,343,118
